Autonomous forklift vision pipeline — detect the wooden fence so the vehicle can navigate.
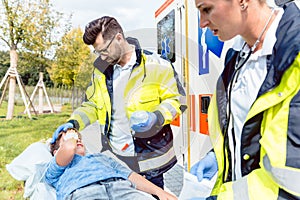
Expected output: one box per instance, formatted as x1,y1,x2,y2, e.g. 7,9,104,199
2,85,85,112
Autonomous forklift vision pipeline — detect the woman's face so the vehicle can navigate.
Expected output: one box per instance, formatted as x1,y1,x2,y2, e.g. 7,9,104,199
195,0,244,41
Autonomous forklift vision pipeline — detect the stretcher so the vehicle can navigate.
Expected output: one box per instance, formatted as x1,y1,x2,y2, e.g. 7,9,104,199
6,141,56,199
6,140,215,199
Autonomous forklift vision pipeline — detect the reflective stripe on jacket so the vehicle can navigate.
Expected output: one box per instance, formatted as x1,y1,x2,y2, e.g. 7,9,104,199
208,2,300,199
68,37,185,177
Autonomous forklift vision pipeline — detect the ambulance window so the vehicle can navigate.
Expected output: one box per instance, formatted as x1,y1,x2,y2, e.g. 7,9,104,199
201,96,210,114
157,9,175,63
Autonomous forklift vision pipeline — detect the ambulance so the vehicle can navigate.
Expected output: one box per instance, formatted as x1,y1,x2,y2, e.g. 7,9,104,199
155,0,234,170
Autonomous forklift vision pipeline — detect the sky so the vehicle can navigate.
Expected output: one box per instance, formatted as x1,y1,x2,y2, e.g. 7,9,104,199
0,0,166,51
52,0,279,30
52,0,166,31
51,0,167,50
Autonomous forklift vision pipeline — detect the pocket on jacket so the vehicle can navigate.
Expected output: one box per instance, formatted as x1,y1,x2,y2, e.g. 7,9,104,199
138,88,160,110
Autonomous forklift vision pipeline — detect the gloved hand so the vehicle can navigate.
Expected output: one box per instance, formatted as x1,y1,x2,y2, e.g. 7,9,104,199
130,111,157,132
50,122,74,144
190,151,218,182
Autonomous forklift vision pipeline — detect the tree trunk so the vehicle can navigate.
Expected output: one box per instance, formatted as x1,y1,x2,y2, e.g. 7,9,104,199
72,82,75,111
6,48,18,120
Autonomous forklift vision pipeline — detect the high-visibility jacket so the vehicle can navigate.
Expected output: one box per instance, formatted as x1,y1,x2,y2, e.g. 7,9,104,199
68,37,185,178
208,2,300,199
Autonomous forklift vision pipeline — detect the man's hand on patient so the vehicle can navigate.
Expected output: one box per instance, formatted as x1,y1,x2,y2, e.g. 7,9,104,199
51,122,74,144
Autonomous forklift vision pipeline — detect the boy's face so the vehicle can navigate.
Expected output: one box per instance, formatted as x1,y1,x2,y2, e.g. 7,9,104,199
57,129,86,156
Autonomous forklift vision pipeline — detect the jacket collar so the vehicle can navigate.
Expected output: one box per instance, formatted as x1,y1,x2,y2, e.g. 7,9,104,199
258,2,300,95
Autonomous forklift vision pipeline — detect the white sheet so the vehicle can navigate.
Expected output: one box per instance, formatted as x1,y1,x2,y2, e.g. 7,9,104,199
179,171,216,200
6,141,56,199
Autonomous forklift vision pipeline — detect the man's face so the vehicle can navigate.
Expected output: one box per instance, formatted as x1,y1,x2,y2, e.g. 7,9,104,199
93,33,122,65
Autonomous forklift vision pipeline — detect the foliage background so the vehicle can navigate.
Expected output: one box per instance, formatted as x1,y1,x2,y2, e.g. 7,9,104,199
0,1,95,198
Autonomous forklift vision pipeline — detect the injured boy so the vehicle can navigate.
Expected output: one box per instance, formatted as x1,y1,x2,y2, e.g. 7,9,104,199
45,128,177,200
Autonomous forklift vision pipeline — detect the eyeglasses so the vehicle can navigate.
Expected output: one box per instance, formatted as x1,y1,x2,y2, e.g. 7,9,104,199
93,34,116,56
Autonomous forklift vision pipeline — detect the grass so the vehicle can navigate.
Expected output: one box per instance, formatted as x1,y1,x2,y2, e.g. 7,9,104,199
0,102,73,200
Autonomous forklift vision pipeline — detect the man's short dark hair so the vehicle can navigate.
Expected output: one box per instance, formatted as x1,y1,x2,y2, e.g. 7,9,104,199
83,16,124,45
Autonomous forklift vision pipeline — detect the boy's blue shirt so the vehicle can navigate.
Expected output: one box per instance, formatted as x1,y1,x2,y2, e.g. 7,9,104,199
45,153,132,200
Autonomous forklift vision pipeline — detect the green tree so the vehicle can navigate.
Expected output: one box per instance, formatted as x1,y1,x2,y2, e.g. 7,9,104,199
0,50,10,79
49,27,93,89
74,54,94,90
18,52,54,87
0,0,69,119
0,50,53,87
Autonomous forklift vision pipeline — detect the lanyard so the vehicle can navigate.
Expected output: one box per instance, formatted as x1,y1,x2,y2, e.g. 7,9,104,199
222,8,275,183
222,46,252,182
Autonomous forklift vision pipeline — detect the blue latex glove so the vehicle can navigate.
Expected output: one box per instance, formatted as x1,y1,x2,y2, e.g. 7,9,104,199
190,151,218,182
50,122,74,144
130,111,157,132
